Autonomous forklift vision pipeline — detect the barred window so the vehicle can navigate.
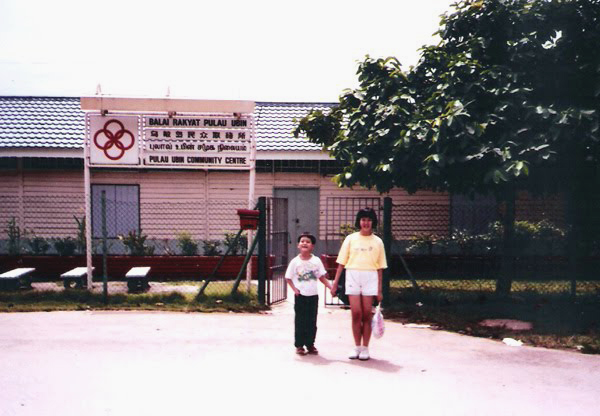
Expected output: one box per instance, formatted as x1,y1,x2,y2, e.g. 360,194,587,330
91,185,140,238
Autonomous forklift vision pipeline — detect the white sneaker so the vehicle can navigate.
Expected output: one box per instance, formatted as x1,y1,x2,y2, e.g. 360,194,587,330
348,346,361,359
358,347,370,361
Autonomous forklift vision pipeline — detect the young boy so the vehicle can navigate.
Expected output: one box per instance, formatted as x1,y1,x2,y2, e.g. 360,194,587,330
285,233,332,356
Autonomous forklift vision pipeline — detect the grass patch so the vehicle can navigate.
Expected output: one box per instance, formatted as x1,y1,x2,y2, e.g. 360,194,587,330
0,288,268,313
391,279,600,295
386,281,600,354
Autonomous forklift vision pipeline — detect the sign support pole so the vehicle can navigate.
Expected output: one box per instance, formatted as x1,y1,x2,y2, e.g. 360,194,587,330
84,118,93,289
81,99,257,293
246,116,256,293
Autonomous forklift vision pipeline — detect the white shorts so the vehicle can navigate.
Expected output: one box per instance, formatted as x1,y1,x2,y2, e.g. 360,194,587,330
345,269,378,296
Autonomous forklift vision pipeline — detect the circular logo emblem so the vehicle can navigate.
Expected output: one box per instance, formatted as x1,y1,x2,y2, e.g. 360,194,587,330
93,120,135,160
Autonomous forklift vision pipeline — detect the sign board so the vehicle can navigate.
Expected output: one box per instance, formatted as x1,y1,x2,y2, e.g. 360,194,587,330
89,115,140,165
86,113,254,169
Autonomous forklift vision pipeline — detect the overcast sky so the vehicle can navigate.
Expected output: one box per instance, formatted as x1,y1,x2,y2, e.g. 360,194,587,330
0,0,456,102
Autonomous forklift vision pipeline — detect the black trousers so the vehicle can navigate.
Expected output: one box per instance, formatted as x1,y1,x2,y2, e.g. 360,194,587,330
294,294,319,348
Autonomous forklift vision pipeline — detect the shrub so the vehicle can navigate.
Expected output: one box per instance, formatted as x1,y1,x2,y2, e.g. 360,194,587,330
118,230,155,256
54,237,77,256
223,231,247,255
160,238,176,256
404,220,567,256
406,233,442,255
5,217,23,255
202,239,221,256
26,235,50,255
533,219,566,255
176,231,198,256
74,215,86,254
487,220,567,255
447,229,475,254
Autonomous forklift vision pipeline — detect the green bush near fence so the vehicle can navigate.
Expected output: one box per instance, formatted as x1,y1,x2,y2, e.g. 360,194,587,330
25,235,50,255
202,239,221,255
223,232,248,255
118,230,155,256
4,217,23,255
406,220,567,256
176,231,199,255
53,237,77,256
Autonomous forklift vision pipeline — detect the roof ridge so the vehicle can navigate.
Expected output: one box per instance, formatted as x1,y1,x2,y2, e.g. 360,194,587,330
255,101,337,105
0,96,80,99
0,97,338,105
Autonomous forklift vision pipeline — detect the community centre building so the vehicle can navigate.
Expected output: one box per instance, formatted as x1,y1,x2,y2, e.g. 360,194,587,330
0,96,562,257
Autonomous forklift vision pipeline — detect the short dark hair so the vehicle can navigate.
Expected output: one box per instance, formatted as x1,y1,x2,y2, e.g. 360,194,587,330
297,233,316,245
354,207,378,229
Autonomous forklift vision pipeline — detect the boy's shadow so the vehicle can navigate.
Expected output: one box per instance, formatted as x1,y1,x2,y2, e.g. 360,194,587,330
300,354,402,373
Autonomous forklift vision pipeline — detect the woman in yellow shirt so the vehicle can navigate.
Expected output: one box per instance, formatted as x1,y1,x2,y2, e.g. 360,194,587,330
331,207,387,361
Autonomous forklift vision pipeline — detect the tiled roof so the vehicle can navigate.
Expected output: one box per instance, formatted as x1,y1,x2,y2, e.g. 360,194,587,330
0,97,85,148
255,102,336,152
0,97,336,152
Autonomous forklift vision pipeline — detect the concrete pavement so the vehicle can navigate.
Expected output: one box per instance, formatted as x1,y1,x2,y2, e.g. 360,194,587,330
0,300,599,416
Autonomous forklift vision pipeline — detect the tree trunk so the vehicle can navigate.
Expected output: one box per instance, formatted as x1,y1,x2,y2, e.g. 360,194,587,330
496,187,516,296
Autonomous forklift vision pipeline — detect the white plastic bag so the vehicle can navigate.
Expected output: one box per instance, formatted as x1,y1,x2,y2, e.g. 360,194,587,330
372,305,385,339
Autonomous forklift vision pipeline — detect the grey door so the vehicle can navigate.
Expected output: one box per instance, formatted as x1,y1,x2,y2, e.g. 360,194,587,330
274,188,321,256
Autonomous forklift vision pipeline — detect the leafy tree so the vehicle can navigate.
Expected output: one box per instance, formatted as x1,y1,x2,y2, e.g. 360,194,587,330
295,0,600,294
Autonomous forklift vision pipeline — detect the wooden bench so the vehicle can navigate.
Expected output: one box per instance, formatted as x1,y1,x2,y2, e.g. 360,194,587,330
126,267,151,292
61,267,94,289
0,268,35,290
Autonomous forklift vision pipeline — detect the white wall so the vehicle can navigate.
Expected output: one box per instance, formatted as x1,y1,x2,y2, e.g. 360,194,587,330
1,168,451,243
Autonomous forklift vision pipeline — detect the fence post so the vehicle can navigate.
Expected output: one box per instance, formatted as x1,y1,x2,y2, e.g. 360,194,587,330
257,197,267,305
382,197,392,307
564,191,580,298
496,187,516,296
101,191,108,303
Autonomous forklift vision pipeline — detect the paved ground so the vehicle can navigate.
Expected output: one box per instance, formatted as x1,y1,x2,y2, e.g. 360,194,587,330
1,299,599,416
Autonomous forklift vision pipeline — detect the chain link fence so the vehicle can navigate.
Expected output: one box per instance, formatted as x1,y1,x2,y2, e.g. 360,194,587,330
4,192,600,302
321,195,600,300
0,194,256,299
390,197,600,298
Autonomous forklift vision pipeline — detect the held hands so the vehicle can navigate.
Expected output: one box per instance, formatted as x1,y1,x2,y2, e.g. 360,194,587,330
330,282,338,297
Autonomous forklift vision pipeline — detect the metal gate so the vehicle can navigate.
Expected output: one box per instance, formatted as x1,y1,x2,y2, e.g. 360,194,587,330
266,197,289,305
323,197,383,306
324,197,383,254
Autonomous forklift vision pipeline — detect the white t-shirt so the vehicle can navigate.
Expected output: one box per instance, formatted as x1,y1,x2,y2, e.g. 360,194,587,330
284,254,327,296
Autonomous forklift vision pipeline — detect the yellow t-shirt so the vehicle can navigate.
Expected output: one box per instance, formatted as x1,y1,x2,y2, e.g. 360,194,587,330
336,232,387,270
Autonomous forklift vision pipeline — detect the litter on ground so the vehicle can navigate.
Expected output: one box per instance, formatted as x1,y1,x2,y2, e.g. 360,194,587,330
502,338,523,347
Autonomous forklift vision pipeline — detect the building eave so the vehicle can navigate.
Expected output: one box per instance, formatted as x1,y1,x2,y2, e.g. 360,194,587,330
0,148,83,158
80,96,255,114
257,150,332,161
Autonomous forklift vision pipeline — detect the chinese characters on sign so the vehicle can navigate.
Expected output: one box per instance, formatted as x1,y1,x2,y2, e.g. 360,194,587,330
143,116,253,168
147,129,247,140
